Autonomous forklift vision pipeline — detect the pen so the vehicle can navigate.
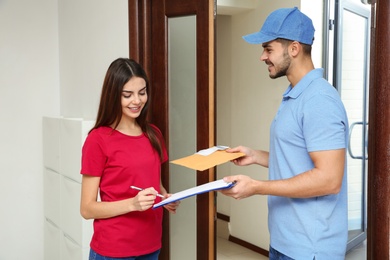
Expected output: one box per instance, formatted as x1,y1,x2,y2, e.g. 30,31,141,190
130,186,165,198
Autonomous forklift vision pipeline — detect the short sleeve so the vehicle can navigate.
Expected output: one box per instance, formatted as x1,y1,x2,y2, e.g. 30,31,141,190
80,131,107,176
303,94,348,152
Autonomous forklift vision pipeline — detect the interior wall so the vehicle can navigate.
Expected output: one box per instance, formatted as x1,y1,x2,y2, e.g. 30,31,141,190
0,0,60,259
59,0,129,120
216,0,324,251
0,0,128,259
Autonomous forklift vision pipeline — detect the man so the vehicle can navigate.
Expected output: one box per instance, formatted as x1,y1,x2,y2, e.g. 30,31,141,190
220,7,349,259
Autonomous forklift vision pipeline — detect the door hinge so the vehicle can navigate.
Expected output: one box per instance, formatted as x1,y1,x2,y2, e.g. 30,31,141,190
329,19,335,30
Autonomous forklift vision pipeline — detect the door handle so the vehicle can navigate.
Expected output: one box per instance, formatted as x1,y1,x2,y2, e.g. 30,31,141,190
348,121,368,160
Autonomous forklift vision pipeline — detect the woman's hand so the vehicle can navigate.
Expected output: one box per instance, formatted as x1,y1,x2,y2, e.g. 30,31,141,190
163,194,180,214
131,188,159,211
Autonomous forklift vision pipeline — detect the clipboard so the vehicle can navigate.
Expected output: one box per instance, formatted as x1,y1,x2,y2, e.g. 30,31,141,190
153,179,235,209
170,145,245,171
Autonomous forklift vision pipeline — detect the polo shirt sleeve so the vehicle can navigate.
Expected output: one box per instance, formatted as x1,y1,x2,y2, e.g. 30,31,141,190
80,131,107,177
303,93,348,152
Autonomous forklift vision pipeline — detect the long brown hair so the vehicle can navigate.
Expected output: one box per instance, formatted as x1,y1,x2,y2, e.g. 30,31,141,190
91,58,164,160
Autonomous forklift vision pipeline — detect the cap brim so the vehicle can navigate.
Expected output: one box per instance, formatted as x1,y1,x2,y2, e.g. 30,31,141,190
242,31,277,45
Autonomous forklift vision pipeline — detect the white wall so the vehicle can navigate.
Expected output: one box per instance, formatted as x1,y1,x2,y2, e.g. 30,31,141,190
0,0,128,259
0,1,59,259
217,0,324,251
58,0,129,120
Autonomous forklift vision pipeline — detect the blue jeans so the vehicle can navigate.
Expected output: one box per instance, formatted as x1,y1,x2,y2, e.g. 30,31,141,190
269,246,294,260
269,246,315,260
89,248,160,260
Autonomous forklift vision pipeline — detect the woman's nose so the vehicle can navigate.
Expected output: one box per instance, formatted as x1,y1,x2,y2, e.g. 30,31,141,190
132,95,141,104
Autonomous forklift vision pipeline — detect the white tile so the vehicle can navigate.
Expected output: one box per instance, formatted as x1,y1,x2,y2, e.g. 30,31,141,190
61,232,89,260
217,251,233,260
60,175,93,247
217,220,269,260
231,251,268,260
60,118,94,183
217,237,268,259
44,168,61,225
44,218,61,260
43,117,61,172
217,237,251,256
216,235,367,260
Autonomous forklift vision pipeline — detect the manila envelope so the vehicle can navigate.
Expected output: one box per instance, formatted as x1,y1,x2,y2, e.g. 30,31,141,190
170,149,245,171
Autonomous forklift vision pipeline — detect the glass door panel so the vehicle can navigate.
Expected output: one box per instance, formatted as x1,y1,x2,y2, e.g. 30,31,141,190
337,2,370,251
168,15,197,260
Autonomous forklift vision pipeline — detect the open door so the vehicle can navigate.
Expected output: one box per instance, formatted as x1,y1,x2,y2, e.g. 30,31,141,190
332,0,370,252
129,0,216,259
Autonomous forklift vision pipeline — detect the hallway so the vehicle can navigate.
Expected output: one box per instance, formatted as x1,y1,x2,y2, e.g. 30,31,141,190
216,219,366,259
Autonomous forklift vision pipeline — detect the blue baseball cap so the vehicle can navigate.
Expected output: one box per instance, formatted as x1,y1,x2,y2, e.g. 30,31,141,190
243,7,315,45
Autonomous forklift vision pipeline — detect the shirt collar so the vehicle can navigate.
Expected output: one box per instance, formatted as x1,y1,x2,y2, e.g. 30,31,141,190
282,68,324,99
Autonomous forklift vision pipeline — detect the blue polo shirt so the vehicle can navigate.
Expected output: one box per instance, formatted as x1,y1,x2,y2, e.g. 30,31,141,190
268,69,348,259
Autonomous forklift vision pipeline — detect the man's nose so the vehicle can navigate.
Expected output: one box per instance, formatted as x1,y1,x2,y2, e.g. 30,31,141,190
260,52,267,61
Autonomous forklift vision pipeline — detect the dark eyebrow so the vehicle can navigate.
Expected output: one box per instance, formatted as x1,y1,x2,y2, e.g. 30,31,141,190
122,86,147,93
262,43,271,48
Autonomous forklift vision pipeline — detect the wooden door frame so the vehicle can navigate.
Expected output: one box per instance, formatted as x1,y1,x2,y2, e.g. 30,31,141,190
128,0,216,259
367,0,390,258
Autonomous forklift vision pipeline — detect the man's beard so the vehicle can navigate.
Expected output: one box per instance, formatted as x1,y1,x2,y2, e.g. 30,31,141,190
269,50,291,79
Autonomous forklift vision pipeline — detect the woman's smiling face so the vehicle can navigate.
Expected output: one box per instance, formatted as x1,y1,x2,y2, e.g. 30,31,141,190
121,76,148,121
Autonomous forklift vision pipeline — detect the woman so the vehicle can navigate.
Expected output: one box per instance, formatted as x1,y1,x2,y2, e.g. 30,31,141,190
80,58,178,260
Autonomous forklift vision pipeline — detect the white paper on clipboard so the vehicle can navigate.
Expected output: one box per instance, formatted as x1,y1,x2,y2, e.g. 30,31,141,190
153,179,235,209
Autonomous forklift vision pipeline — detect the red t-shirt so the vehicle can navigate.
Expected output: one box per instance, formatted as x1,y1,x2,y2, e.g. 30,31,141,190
81,126,167,257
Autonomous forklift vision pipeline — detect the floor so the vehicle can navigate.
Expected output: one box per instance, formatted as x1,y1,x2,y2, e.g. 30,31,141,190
216,219,367,260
